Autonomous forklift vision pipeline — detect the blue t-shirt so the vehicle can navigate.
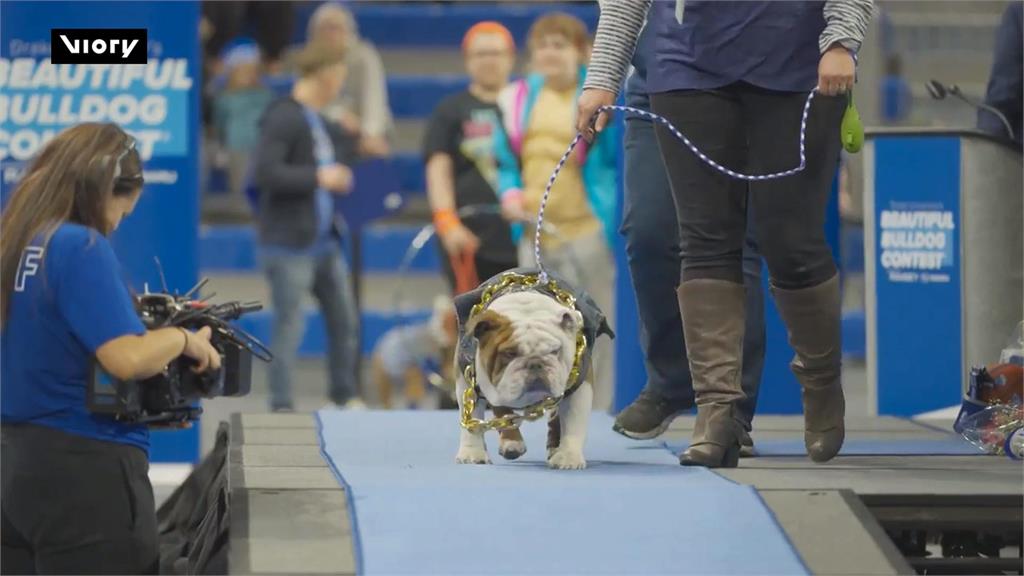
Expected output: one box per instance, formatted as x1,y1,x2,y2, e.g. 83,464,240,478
1,223,149,453
647,1,826,94
303,106,337,242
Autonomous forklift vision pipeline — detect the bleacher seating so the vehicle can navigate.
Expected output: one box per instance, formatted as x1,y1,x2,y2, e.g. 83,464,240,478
203,1,867,360
200,224,439,274
265,74,472,119
289,2,599,48
202,2,600,357
235,308,432,357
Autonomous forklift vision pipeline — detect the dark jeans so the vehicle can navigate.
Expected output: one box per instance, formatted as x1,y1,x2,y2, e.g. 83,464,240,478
262,241,360,410
649,83,844,290
622,87,765,427
1,424,157,575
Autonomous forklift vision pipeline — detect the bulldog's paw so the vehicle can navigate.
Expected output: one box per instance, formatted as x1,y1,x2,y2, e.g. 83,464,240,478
499,439,527,460
547,448,587,470
455,446,491,465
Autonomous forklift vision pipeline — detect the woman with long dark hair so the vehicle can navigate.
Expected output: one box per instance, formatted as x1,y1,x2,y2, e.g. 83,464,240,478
1,122,220,574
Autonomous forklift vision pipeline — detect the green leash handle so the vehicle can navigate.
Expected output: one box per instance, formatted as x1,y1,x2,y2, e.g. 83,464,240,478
841,91,864,153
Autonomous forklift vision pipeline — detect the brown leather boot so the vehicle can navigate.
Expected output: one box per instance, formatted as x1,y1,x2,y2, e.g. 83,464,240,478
771,274,845,463
676,280,747,468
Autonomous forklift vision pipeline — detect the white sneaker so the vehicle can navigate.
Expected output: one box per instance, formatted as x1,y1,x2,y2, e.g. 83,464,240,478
343,398,368,410
323,398,368,411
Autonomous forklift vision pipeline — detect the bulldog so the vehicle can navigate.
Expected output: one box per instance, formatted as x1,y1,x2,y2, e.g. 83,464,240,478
451,269,613,470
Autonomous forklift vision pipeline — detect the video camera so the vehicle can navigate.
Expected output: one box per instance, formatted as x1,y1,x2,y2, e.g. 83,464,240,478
88,277,273,425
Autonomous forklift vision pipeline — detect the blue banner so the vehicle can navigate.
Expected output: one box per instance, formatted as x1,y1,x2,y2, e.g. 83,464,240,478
1,1,201,462
872,136,962,416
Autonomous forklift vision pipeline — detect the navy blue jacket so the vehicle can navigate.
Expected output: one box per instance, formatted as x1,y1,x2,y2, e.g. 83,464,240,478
253,97,356,250
647,1,827,93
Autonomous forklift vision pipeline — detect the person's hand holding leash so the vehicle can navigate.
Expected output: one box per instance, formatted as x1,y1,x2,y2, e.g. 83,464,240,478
576,88,617,141
818,45,856,95
434,209,481,256
442,224,479,256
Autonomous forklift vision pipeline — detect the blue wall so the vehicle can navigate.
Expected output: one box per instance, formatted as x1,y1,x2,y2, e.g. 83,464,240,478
1,0,202,463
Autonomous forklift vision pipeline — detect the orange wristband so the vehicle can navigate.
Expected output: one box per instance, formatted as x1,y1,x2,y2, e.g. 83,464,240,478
433,209,460,236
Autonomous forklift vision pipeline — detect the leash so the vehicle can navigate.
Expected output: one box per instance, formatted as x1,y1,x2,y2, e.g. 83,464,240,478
460,88,862,432
533,90,821,284
450,247,479,294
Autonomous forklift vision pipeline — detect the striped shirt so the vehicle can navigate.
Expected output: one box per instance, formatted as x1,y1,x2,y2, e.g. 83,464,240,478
587,0,875,95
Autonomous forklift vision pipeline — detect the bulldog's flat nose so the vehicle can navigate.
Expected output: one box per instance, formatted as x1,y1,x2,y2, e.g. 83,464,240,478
527,359,545,372
525,379,547,393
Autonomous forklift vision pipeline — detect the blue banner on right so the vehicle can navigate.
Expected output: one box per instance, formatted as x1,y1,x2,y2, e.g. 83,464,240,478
872,136,963,416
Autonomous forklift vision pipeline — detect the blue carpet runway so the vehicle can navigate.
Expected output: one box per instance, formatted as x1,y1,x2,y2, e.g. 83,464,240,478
316,411,809,575
665,436,982,457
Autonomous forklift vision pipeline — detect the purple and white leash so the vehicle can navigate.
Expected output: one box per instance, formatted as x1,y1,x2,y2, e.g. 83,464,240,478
533,89,817,284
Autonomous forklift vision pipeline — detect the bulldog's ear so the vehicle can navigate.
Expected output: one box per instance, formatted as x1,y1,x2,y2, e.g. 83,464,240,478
560,310,583,334
466,310,510,343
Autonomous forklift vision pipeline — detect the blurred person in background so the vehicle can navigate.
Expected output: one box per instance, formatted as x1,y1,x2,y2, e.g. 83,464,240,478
495,13,619,411
306,2,395,158
202,1,295,76
199,0,293,205
880,54,912,125
978,1,1022,149
1,123,220,574
252,43,363,413
423,21,518,294
207,41,275,222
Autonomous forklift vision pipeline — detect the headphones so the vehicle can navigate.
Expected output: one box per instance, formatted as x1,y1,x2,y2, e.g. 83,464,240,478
110,134,143,193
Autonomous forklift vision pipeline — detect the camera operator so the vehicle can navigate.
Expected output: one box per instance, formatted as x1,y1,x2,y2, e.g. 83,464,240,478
0,123,221,575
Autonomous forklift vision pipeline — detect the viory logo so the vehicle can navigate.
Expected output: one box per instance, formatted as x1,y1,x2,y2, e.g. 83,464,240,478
50,29,148,64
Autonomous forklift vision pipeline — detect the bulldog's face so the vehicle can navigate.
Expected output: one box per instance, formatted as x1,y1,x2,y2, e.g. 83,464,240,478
464,292,581,409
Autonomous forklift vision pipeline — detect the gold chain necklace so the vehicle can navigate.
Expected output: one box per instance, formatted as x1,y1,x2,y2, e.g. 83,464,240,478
459,272,588,433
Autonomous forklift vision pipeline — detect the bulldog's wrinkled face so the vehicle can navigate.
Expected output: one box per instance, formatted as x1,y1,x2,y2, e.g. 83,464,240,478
465,291,581,409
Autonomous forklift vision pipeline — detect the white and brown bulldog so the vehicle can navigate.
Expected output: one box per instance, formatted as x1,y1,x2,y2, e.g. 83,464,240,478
452,269,613,470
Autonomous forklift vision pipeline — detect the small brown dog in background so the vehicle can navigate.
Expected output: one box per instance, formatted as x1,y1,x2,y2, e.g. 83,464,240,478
371,296,459,409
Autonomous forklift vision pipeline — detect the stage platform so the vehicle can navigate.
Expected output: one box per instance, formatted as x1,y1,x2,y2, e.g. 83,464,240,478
225,412,1022,576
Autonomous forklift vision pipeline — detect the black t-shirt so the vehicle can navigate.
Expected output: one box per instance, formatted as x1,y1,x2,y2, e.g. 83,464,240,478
422,91,516,262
